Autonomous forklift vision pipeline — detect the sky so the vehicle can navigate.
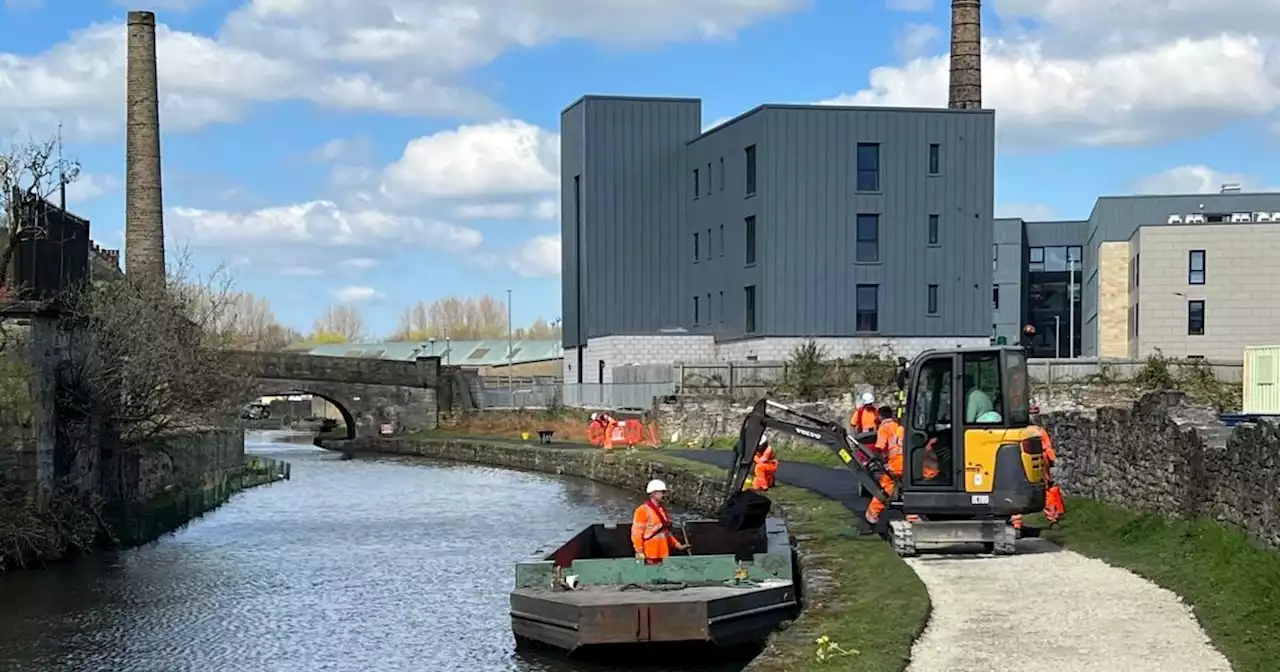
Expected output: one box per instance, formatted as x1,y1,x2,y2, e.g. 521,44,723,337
2,0,1278,337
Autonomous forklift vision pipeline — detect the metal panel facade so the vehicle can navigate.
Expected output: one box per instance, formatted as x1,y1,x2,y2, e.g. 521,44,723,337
992,217,1024,344
560,96,702,347
562,96,996,343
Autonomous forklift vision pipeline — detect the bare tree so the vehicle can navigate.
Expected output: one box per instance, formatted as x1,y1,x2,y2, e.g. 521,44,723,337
513,317,562,340
0,137,80,295
312,304,365,342
390,294,508,340
60,251,258,448
188,288,299,350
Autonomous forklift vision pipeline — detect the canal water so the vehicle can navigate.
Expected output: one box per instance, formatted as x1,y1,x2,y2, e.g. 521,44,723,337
0,432,754,672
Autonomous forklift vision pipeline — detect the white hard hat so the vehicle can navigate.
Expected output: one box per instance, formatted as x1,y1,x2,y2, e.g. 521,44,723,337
758,434,769,446
861,392,875,405
646,479,668,494
590,412,599,421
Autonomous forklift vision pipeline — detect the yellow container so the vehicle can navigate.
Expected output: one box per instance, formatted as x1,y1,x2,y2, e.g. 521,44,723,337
1243,346,1280,414
521,431,531,441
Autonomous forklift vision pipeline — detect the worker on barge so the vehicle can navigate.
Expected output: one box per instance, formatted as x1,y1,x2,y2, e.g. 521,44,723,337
632,479,691,563
745,435,778,491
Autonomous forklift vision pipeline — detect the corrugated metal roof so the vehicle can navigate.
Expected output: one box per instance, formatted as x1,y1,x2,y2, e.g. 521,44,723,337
303,340,563,365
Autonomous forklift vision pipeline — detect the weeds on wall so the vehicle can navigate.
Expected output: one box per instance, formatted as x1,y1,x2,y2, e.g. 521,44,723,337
0,481,109,571
1132,348,1241,412
776,339,899,402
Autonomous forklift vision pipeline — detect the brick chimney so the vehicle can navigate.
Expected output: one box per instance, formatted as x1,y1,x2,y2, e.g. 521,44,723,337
948,0,982,109
125,10,166,282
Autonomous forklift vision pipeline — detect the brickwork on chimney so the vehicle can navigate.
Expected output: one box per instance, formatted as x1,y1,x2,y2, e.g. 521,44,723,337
124,10,166,281
948,0,982,109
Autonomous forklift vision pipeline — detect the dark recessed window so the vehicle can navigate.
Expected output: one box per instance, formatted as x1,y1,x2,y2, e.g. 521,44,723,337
1189,250,1205,284
856,214,879,262
744,145,757,196
1029,246,1044,272
1187,300,1204,335
928,214,939,245
692,232,699,261
693,168,699,199
856,284,879,332
745,216,756,265
992,286,999,310
856,143,880,191
745,285,756,333
693,295,700,324
928,143,940,175
927,284,939,315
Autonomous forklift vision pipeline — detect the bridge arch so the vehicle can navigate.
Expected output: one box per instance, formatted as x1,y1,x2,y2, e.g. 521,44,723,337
253,388,357,441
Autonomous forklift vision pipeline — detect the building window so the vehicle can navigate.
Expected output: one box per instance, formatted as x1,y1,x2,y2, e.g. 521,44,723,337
928,143,940,175
693,168,699,199
719,224,725,256
707,163,712,195
1189,250,1205,284
856,284,879,332
992,244,998,271
1029,246,1044,272
707,293,712,321
693,295,700,324
745,145,757,196
707,228,712,257
856,214,879,262
1068,246,1082,271
992,286,999,310
1134,303,1139,337
927,284,939,315
928,214,939,245
856,143,879,191
719,157,725,191
693,232,699,261
745,285,756,333
1188,300,1204,335
719,291,724,322
745,216,756,265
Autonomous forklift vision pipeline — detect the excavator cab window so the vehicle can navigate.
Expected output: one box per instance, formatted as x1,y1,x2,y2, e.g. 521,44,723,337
906,354,955,488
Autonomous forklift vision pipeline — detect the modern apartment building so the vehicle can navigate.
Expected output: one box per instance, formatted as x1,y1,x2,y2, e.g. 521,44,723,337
997,190,1280,360
559,95,995,382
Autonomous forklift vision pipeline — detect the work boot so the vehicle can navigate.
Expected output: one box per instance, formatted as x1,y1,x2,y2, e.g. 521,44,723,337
853,517,879,537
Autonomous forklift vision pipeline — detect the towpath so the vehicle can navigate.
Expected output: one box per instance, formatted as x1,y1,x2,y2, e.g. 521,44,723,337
669,450,1232,672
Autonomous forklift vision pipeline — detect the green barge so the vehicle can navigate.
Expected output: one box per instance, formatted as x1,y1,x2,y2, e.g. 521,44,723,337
510,517,798,653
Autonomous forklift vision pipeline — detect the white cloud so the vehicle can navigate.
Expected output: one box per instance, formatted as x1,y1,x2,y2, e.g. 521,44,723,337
280,265,324,276
381,120,559,201
1130,165,1275,195
65,173,119,204
893,23,938,60
822,35,1278,149
1,1,803,139
452,198,558,221
341,257,378,270
887,0,930,11
510,235,560,277
703,116,733,132
995,202,1058,221
167,200,483,251
332,285,383,303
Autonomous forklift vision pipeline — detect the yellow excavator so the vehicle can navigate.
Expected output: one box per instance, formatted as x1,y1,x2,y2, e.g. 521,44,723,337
718,346,1046,556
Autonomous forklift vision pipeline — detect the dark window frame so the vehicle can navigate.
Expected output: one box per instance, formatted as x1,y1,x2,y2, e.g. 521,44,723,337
1188,250,1205,285
928,143,940,175
693,168,699,200
1187,300,1205,335
992,285,999,310
744,145,757,196
927,284,939,315
928,214,939,245
856,143,880,192
693,295,700,324
855,214,879,263
745,215,757,265
692,232,699,261
745,285,757,333
856,284,879,332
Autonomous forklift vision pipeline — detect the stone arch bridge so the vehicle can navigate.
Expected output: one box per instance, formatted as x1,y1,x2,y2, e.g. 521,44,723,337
229,351,443,440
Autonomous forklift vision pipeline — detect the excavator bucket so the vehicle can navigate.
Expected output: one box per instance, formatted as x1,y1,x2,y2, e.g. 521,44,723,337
718,491,771,531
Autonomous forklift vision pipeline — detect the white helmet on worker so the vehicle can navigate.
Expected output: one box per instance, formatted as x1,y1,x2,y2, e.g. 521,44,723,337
590,412,599,421
758,434,769,446
861,392,875,405
646,479,668,494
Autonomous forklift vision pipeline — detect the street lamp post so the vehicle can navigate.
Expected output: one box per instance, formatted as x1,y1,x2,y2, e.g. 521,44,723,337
507,288,514,408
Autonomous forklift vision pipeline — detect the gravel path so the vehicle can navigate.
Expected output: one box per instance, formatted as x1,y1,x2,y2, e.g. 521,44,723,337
903,539,1232,672
670,450,1232,672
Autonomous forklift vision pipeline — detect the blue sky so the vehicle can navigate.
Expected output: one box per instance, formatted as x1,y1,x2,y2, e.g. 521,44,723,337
2,0,1277,336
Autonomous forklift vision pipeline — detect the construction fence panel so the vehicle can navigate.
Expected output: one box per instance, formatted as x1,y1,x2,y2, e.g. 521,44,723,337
561,383,676,409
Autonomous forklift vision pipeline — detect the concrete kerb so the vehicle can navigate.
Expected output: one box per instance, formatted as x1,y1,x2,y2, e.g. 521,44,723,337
343,436,837,670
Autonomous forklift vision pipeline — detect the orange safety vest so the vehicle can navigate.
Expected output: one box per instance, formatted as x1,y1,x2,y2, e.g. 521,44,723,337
631,500,679,561
749,444,778,490
876,420,904,474
851,405,879,433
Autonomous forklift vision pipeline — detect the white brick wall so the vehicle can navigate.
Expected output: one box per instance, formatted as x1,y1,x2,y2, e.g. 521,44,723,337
716,336,989,362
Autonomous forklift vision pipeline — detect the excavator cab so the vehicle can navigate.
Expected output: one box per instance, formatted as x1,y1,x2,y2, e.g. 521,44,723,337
899,346,1046,520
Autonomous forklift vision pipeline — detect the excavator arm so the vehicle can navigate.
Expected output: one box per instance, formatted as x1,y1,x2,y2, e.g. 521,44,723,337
718,399,898,530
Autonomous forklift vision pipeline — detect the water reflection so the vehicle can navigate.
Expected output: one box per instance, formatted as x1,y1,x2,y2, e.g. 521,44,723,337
0,431,749,671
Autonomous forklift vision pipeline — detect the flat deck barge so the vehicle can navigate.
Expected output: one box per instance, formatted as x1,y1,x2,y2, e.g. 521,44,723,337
510,517,797,653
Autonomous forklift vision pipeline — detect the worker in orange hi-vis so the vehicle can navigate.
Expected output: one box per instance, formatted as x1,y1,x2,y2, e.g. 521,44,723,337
864,406,904,526
744,435,778,491
1011,404,1065,530
631,479,690,563
850,392,880,435
586,412,609,446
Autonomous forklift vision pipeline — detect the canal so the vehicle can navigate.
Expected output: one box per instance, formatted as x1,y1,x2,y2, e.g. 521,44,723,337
0,432,754,672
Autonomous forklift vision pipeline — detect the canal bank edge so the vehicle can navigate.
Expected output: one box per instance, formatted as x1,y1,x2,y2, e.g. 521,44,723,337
343,436,929,672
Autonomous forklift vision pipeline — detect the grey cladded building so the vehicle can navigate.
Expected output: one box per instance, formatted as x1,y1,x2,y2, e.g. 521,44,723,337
996,190,1280,361
559,95,995,383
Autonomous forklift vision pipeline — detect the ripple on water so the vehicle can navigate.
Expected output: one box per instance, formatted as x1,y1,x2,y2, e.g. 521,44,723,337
0,432,749,672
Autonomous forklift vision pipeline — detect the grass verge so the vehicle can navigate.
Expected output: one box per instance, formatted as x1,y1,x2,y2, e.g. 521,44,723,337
1034,498,1280,672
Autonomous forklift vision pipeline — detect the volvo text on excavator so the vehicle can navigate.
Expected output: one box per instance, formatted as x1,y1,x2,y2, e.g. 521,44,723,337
716,346,1046,556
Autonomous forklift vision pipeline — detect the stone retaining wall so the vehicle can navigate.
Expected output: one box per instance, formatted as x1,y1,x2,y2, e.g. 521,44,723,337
343,437,827,671
1041,391,1279,550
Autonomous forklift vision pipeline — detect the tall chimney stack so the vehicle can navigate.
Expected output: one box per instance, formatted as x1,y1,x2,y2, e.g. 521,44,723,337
125,10,166,282
948,0,982,109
